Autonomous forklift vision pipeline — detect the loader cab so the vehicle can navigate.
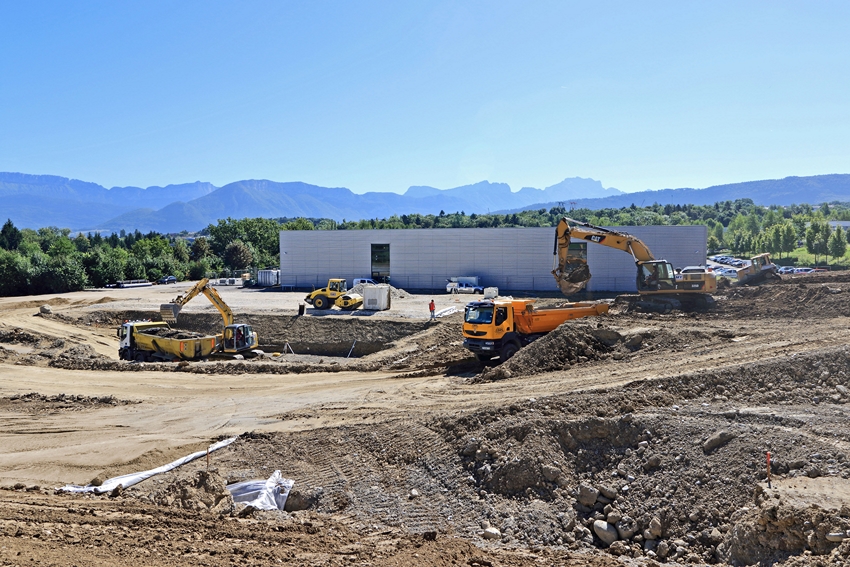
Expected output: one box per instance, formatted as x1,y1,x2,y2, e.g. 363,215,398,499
222,323,257,353
328,279,348,295
637,261,676,292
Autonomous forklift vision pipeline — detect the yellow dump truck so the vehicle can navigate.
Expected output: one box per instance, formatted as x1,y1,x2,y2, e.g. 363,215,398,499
462,298,609,362
118,321,219,362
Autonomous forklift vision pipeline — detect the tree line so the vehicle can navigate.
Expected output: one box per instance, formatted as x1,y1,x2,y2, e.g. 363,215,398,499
2,198,849,296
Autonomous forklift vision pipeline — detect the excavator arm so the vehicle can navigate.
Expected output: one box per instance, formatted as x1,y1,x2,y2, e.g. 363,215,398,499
160,278,235,327
552,217,657,295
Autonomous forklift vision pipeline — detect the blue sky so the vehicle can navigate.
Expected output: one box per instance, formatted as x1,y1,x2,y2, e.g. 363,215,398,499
1,1,848,194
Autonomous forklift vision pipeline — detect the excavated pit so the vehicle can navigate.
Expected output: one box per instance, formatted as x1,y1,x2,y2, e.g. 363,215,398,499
79,310,432,358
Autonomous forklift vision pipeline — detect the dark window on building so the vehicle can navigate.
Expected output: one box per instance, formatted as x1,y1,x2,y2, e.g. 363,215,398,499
371,244,390,282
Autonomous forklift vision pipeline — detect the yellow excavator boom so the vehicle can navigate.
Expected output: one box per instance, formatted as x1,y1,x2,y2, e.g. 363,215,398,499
552,217,657,295
160,278,235,327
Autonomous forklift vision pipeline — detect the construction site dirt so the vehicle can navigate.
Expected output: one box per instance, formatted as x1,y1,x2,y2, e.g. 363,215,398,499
1,273,850,566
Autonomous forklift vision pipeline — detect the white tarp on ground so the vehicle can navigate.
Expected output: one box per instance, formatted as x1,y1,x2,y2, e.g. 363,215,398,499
59,436,238,494
227,470,294,511
435,306,457,318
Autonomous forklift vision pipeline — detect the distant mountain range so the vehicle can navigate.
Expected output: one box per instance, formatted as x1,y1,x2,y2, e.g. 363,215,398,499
1,172,849,233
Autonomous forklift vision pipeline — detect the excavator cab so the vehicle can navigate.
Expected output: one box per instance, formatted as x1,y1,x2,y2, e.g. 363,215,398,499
637,261,676,291
221,323,257,353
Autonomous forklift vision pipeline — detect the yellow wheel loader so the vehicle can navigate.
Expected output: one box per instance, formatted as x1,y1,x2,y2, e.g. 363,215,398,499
304,279,363,310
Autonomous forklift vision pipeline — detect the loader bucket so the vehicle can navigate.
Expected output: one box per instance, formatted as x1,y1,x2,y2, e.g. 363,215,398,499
553,262,591,296
160,303,182,324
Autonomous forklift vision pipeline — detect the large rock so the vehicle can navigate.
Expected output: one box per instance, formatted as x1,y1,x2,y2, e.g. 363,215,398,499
703,430,736,453
593,520,619,546
608,540,630,555
649,516,663,538
616,515,638,540
482,527,501,540
577,484,600,507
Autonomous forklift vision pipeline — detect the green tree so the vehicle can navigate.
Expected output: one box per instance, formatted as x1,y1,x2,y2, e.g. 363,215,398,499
73,233,91,253
707,234,721,252
84,247,127,287
0,250,31,296
0,219,23,250
31,256,88,294
282,218,315,231
190,237,211,261
828,226,847,261
172,239,190,263
47,237,76,257
805,219,831,265
224,240,253,269
188,259,211,280
780,223,797,258
125,255,147,280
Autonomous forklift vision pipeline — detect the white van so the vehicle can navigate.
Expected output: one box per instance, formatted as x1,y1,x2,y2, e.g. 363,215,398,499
353,278,378,286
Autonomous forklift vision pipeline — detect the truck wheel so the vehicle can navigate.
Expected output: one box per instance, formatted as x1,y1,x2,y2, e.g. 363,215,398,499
313,295,330,309
501,342,519,361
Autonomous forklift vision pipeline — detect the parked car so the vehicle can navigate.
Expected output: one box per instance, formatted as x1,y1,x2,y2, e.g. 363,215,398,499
812,268,829,273
794,267,814,274
353,278,378,286
158,275,177,284
777,266,796,275
680,266,708,274
446,281,484,294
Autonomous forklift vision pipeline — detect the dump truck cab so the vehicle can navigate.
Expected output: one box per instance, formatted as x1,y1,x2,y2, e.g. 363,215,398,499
118,321,169,357
462,299,516,361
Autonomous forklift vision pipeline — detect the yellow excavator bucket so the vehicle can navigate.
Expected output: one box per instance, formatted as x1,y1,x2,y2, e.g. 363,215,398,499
160,303,181,325
553,261,592,295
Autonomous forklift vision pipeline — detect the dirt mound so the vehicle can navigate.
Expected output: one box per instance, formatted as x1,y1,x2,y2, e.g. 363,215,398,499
143,469,234,515
0,392,128,413
0,327,48,345
722,281,850,318
495,322,611,378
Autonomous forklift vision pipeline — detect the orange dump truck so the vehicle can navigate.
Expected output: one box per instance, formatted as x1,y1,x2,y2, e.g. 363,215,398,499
462,297,609,362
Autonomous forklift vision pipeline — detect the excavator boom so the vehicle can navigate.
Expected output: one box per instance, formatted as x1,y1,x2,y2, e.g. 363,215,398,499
552,218,656,295
160,278,235,327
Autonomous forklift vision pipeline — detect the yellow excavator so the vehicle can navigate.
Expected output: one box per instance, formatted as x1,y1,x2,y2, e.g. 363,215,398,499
160,278,259,354
552,217,716,311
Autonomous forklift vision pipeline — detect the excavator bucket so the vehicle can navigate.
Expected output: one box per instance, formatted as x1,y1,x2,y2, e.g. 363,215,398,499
553,262,592,295
160,303,182,324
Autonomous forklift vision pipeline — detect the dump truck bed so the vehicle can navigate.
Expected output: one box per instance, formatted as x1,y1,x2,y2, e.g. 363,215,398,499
512,301,609,335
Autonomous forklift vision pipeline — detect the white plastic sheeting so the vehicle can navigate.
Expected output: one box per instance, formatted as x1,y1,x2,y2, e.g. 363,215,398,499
60,436,238,494
435,306,457,318
227,470,294,511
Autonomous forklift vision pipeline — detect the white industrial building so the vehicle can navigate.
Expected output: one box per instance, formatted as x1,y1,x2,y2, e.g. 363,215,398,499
279,226,707,293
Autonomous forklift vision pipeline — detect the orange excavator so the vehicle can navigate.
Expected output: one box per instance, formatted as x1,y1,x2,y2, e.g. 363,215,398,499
552,217,716,311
